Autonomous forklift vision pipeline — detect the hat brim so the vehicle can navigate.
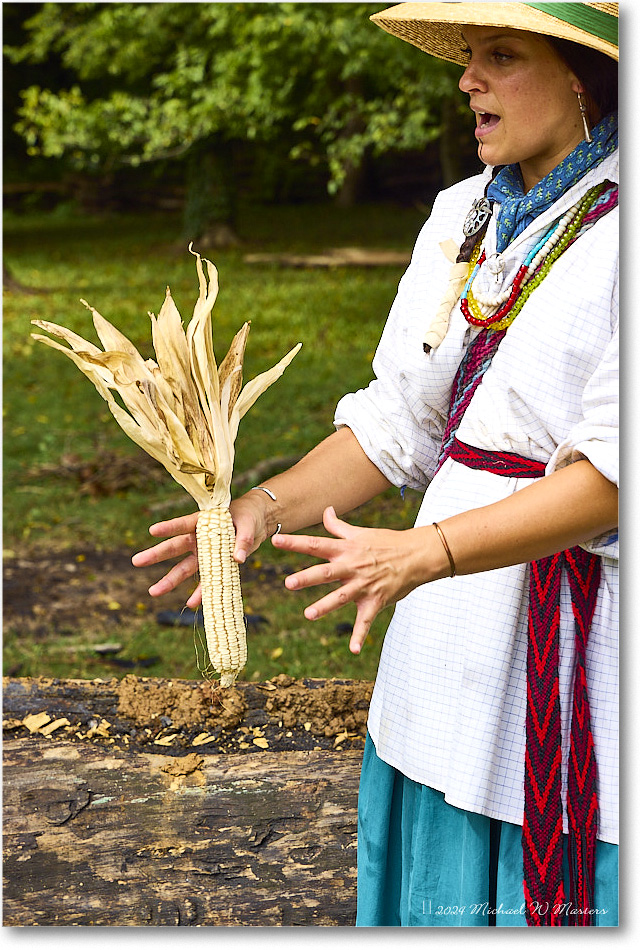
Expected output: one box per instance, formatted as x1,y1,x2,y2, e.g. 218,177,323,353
370,2,619,65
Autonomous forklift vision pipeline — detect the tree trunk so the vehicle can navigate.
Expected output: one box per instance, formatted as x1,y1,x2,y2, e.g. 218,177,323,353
183,143,241,249
334,76,368,208
438,94,463,189
439,94,481,188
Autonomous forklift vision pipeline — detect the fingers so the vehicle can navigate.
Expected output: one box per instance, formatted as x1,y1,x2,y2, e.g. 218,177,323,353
350,607,376,655
185,581,202,610
148,513,200,538
271,507,354,561
146,552,199,598
274,507,365,594
322,505,354,538
233,532,253,564
282,553,345,592
130,511,202,607
301,584,380,656
229,494,273,563
274,507,403,656
230,515,259,564
271,529,344,562
131,514,199,568
300,582,353,621
131,532,196,568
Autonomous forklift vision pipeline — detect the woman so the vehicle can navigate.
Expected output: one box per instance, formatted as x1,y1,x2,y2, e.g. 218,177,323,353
133,2,619,927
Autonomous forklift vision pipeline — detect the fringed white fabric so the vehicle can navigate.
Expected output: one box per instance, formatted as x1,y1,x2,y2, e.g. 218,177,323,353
422,239,469,352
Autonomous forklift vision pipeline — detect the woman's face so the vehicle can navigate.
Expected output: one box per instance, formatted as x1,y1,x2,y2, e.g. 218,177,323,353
459,26,585,191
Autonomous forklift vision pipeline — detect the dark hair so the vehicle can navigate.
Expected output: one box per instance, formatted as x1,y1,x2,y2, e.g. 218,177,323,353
547,37,618,126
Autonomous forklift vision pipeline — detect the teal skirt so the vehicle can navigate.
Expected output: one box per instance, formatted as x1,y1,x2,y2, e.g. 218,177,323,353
357,734,618,927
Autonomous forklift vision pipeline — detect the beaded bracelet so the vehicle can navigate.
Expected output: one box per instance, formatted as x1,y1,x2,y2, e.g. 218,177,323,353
433,522,456,577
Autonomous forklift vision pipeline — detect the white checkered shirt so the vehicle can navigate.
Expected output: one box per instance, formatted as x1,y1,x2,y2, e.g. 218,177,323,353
335,151,619,844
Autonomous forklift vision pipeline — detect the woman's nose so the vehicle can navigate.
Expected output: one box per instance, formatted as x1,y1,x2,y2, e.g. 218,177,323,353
459,62,486,94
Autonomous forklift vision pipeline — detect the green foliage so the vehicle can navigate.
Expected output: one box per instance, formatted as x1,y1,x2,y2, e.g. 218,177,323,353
7,2,467,190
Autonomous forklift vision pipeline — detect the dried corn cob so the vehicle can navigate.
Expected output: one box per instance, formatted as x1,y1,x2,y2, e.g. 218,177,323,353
31,247,300,686
196,505,247,687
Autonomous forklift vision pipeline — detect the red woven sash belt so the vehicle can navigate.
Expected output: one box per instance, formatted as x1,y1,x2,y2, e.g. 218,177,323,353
448,437,601,927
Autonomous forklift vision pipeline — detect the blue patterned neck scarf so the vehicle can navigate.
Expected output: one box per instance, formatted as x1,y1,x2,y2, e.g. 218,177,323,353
487,111,618,253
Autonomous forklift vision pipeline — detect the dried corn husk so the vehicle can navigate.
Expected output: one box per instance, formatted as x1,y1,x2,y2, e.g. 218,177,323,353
31,246,301,510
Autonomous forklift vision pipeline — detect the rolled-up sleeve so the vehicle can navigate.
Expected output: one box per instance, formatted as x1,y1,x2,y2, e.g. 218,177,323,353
334,178,487,490
547,278,618,558
333,303,447,491
333,232,442,488
547,285,618,487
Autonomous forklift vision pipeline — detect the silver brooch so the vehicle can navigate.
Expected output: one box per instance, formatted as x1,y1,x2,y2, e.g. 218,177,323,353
463,197,492,238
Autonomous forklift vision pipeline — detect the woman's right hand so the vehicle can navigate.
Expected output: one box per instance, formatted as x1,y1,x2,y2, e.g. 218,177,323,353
131,493,270,608
131,512,202,606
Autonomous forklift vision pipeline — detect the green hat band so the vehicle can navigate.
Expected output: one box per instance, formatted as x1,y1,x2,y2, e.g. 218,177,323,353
523,3,618,46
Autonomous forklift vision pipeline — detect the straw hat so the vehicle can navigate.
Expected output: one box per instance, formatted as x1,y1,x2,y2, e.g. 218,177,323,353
370,2,618,64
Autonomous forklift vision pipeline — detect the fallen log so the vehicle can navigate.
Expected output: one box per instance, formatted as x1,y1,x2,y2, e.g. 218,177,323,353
3,676,372,926
243,247,410,269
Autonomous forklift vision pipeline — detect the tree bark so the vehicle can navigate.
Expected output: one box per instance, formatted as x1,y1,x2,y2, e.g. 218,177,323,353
3,740,361,926
3,676,372,926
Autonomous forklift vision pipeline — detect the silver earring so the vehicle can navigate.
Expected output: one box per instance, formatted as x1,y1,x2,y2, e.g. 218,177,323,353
577,91,593,143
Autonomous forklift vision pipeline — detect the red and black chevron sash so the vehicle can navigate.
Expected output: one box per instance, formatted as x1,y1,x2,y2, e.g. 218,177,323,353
447,437,601,926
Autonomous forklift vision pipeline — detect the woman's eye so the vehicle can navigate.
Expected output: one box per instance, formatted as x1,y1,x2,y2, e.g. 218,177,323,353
493,50,513,63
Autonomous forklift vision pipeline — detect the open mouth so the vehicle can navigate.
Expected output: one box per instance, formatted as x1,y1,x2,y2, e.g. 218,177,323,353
476,112,501,135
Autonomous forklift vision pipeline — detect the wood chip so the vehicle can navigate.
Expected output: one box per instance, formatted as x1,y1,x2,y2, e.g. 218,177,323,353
39,718,71,737
23,712,51,733
252,737,269,749
3,719,24,731
87,719,111,738
154,733,179,746
192,733,217,747
334,731,359,748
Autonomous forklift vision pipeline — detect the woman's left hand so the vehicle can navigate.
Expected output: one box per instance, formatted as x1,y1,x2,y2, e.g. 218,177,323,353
271,462,619,657
272,506,448,655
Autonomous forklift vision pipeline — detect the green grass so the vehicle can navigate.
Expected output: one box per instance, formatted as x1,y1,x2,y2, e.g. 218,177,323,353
3,201,426,682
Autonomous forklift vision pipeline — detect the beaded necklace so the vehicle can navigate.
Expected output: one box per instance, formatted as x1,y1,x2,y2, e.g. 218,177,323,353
434,179,618,472
460,181,613,332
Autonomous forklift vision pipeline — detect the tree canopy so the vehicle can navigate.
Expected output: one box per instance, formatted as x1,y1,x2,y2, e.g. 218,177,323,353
6,2,475,235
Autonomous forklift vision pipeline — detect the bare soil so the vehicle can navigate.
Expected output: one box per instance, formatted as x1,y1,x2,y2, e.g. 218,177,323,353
2,544,289,645
3,547,172,642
